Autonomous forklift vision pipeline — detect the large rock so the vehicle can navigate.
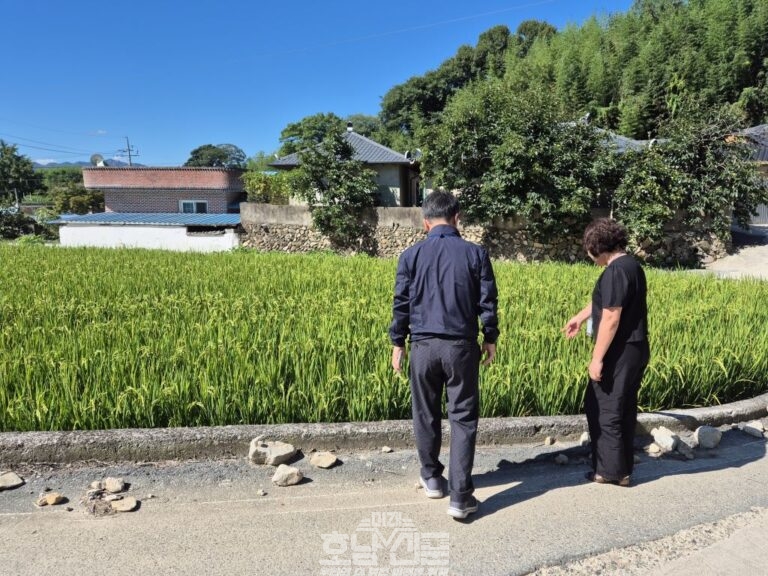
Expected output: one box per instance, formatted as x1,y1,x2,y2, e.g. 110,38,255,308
694,426,722,449
310,452,339,469
249,439,297,466
104,477,126,494
36,492,66,506
741,420,765,438
651,426,680,453
0,471,24,491
111,497,139,513
271,464,303,487
676,438,696,460
646,443,662,455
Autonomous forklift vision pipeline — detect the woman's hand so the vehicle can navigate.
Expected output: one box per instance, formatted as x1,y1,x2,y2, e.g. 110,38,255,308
589,358,603,381
562,316,583,339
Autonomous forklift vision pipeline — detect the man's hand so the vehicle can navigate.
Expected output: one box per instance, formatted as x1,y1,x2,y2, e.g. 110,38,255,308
392,346,405,372
481,342,496,366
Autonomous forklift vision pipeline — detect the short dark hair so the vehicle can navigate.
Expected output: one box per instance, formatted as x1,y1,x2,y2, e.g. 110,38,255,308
421,190,459,221
583,218,628,256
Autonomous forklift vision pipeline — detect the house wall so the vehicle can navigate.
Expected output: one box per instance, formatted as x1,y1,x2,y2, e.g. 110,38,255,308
752,163,768,225
83,167,245,191
104,189,242,213
59,225,240,252
372,164,402,207
83,167,245,214
282,164,408,208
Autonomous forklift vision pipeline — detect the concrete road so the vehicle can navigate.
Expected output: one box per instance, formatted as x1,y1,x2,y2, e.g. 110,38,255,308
705,235,768,280
1,428,766,576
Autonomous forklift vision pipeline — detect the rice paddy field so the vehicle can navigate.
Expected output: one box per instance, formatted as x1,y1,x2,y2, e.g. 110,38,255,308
1,244,766,432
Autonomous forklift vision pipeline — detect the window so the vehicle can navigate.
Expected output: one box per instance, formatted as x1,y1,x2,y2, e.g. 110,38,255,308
180,200,208,214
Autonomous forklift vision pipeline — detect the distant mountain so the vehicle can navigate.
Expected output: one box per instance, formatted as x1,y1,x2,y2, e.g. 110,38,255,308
33,159,143,169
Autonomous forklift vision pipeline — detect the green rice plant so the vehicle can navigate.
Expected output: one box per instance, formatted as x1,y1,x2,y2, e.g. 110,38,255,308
0,244,766,431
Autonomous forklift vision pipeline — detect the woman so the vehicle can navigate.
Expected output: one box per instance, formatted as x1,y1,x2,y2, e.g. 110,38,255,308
563,218,650,486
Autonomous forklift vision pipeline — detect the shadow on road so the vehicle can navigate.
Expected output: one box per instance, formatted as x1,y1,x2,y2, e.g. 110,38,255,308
466,428,766,523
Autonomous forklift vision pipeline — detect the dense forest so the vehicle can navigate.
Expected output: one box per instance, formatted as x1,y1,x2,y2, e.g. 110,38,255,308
374,0,768,152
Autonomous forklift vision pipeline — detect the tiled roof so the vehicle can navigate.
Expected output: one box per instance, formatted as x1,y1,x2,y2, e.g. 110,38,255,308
50,213,241,226
82,167,245,172
594,128,656,153
739,124,768,162
271,131,410,167
739,124,768,143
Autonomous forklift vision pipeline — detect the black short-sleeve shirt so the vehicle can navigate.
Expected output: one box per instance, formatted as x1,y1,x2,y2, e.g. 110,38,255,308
591,254,648,350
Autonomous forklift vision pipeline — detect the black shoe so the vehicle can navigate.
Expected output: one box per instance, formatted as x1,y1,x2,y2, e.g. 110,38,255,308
447,495,479,519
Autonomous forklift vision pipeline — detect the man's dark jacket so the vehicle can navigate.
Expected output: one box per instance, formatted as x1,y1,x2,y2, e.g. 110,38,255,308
389,224,499,347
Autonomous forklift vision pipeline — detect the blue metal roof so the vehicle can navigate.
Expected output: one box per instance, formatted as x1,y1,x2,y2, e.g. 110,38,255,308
50,212,241,226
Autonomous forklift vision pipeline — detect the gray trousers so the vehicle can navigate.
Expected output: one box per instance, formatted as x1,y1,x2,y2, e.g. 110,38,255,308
409,338,480,504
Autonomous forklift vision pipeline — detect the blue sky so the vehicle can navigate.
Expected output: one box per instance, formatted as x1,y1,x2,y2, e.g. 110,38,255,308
0,0,634,166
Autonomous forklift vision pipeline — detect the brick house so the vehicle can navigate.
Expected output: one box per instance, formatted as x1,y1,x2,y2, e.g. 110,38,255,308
82,166,246,214
55,167,246,251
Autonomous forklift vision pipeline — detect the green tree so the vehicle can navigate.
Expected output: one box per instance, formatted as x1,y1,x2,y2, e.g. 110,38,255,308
0,140,43,205
344,114,382,138
247,151,277,172
474,25,512,78
0,211,34,239
184,144,246,168
614,104,768,257
278,113,346,156
291,132,378,247
51,184,104,215
242,170,291,204
424,80,619,237
40,166,82,189
514,19,557,57
39,167,103,215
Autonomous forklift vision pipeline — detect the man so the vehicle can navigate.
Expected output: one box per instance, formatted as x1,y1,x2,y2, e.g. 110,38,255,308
389,190,499,520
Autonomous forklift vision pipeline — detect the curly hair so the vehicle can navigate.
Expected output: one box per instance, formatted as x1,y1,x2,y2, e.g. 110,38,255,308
583,218,628,257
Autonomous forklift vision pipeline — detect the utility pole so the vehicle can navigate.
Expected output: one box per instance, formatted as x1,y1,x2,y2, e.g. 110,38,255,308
118,137,139,166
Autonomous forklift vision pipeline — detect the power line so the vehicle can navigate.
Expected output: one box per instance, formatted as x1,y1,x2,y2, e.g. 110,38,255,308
12,143,85,155
0,132,94,155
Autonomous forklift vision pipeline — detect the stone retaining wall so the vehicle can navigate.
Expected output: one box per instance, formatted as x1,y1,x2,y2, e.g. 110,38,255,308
239,203,728,264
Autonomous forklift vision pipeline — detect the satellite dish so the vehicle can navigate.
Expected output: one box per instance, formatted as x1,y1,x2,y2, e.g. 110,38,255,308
405,149,423,164
90,153,105,167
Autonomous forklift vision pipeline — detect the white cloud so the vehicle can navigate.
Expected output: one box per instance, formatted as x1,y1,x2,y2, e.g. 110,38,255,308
33,158,59,165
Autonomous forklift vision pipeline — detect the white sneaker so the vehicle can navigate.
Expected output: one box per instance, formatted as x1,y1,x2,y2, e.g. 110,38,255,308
447,496,479,519
419,476,445,499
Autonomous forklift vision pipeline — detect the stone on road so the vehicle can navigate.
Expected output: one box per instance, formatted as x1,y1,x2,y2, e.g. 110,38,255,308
0,471,24,491
0,430,766,576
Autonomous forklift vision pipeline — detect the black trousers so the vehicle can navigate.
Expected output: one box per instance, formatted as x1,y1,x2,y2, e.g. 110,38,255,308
585,340,650,481
409,338,480,504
